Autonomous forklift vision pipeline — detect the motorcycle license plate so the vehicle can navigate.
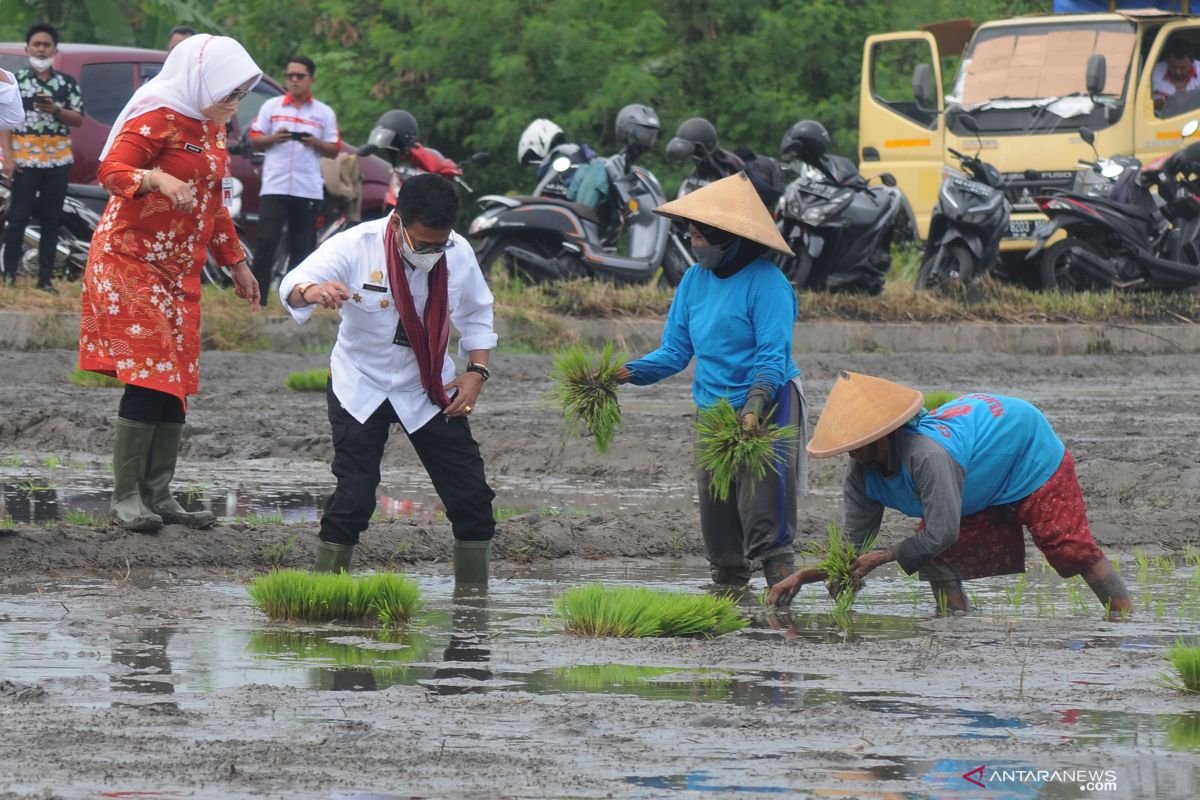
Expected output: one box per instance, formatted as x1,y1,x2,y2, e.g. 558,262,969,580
796,179,839,200
1007,219,1034,238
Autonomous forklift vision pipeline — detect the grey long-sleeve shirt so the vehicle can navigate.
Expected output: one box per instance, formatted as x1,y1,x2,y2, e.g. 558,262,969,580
841,431,967,575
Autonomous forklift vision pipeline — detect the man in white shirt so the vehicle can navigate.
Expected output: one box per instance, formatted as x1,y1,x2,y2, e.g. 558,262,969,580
1152,39,1200,114
280,174,498,587
0,69,24,129
249,55,340,304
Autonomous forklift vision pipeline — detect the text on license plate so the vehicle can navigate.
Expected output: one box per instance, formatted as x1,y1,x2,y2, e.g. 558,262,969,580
1008,220,1034,238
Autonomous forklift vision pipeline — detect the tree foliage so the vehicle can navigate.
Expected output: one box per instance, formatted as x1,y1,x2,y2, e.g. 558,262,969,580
6,0,1049,194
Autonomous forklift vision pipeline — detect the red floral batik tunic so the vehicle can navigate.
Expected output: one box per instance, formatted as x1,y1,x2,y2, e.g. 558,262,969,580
79,108,244,403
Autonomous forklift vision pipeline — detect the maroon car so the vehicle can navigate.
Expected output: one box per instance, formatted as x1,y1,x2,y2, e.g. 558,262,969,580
0,42,390,228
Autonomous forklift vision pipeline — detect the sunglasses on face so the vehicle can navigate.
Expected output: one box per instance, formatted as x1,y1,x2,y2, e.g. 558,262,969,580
402,225,456,255
223,88,250,103
285,72,310,80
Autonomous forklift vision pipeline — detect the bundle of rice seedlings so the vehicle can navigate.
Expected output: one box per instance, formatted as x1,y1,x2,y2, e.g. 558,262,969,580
923,391,960,411
285,368,330,392
246,569,424,627
696,399,797,502
548,342,627,454
1160,641,1200,693
801,522,878,627
68,367,123,388
554,583,747,638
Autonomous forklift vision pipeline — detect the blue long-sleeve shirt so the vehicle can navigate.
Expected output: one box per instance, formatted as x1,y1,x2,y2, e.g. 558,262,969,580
625,257,800,410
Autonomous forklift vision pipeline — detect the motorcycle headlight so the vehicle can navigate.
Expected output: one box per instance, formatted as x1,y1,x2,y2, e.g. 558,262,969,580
800,205,828,225
469,214,498,235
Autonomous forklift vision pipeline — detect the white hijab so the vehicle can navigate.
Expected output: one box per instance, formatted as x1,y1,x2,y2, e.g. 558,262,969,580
100,34,262,160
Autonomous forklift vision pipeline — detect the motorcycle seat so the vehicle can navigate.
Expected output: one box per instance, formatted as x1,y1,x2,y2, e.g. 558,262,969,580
512,195,600,225
1085,195,1155,223
67,183,110,200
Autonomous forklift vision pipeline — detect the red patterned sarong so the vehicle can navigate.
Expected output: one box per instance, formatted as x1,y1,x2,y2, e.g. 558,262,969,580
921,450,1105,581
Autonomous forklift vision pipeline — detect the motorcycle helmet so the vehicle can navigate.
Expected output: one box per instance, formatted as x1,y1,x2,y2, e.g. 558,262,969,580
666,117,719,162
364,109,420,161
615,103,661,150
518,118,565,166
780,119,831,164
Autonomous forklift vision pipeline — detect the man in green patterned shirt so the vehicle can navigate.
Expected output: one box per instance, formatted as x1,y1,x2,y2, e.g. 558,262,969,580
0,22,83,293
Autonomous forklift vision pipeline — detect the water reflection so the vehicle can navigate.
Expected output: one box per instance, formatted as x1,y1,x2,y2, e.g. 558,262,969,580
110,626,175,695
424,589,492,695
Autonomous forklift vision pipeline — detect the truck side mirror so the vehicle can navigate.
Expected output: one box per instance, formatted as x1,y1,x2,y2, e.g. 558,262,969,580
912,63,933,109
1086,53,1106,97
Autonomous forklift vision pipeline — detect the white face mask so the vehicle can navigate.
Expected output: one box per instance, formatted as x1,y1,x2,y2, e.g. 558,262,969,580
399,238,442,273
29,56,54,72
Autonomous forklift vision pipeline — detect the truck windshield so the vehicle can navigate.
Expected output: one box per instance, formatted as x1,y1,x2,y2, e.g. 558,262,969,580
950,20,1136,132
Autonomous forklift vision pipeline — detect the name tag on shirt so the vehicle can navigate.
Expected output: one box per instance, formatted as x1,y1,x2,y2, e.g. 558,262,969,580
393,319,411,348
185,143,203,154
221,177,234,207
362,283,387,292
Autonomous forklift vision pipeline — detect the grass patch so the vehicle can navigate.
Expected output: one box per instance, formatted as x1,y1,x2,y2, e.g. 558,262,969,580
696,400,797,502
923,391,960,411
554,583,748,638
491,272,673,318
1161,641,1200,693
63,510,100,525
246,569,425,627
549,343,626,454
67,367,122,388
199,284,272,351
257,534,300,568
285,368,329,392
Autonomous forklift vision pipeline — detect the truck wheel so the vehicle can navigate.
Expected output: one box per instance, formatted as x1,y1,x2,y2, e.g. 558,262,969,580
1040,239,1104,293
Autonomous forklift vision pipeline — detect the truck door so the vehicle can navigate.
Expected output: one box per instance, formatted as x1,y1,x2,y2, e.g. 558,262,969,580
1135,20,1200,166
859,31,946,239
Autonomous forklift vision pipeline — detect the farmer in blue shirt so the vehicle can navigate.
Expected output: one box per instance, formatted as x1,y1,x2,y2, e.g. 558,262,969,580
619,172,808,596
769,371,1132,620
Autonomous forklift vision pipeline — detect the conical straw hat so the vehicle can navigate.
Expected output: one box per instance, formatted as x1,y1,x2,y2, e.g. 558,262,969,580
653,172,794,256
807,371,925,458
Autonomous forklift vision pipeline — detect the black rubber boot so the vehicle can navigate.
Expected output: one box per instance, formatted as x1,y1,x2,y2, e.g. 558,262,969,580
110,418,163,532
141,422,215,529
315,540,355,573
453,539,491,588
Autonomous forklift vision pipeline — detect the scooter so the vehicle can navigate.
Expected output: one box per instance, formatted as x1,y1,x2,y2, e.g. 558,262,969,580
916,116,1011,290
774,156,900,295
468,148,692,286
1028,125,1200,292
532,143,592,199
0,178,101,282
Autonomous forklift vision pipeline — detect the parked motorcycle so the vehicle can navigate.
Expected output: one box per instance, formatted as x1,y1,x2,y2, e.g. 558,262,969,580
201,177,254,287
916,116,1011,290
0,178,101,282
773,120,900,294
1029,124,1200,292
468,104,691,285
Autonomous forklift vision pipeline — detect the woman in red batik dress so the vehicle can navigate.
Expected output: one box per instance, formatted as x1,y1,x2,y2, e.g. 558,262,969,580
79,34,262,532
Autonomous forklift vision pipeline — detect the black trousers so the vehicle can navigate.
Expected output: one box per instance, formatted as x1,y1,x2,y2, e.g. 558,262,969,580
252,194,321,305
2,165,70,284
320,383,496,547
118,384,186,424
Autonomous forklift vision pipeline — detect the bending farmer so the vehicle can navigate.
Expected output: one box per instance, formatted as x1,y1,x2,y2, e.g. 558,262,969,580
769,372,1131,620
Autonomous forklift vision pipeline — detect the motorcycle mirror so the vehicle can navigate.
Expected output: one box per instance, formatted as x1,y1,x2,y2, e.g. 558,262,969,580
1182,120,1200,139
878,172,898,187
470,151,491,164
551,155,573,173
959,114,984,158
1079,126,1100,161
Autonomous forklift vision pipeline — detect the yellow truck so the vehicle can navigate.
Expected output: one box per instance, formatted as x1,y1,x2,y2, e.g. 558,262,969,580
859,7,1200,282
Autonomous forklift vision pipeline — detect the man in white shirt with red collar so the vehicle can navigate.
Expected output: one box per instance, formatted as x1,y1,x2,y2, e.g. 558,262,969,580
279,173,498,588
1152,39,1200,114
249,55,340,304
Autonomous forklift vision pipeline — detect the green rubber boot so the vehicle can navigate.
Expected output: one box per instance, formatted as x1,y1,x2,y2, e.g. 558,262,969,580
111,418,163,532
453,539,492,588
141,422,215,529
315,540,355,573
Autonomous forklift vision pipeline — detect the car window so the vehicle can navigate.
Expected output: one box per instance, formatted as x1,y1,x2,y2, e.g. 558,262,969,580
80,62,137,126
236,80,282,134
0,54,25,74
139,62,162,85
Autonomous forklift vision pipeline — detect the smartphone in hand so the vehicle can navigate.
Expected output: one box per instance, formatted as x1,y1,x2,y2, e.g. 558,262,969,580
289,131,310,141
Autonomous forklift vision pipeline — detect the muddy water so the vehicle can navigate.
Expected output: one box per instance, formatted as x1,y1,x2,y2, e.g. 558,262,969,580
2,560,1199,799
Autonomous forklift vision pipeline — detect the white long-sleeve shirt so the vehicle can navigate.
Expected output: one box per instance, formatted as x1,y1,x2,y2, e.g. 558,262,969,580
0,69,24,129
280,216,498,429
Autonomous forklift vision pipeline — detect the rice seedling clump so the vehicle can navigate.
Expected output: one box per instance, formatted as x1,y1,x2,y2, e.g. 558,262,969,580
555,583,747,638
285,368,330,392
1161,641,1200,693
696,400,797,502
802,522,877,626
923,391,960,411
549,342,627,454
246,569,424,626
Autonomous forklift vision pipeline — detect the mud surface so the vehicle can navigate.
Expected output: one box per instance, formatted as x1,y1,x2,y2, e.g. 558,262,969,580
2,345,1200,798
